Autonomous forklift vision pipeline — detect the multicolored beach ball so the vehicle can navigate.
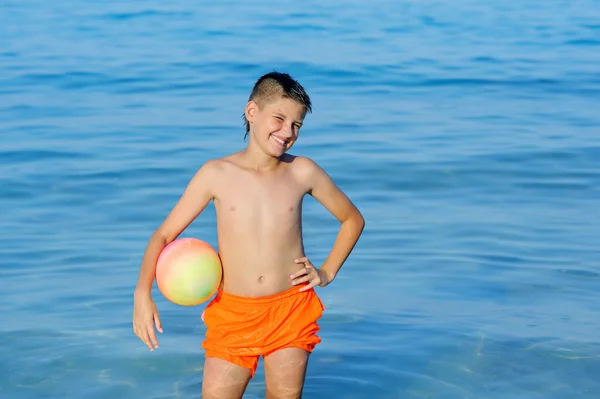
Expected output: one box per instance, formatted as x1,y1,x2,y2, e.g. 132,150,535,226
156,238,222,306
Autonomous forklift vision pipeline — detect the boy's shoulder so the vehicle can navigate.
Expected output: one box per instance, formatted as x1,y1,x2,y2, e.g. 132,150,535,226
197,155,238,173
284,154,329,183
188,157,233,185
283,153,320,169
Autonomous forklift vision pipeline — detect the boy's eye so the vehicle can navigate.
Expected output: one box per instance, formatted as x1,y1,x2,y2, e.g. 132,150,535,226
275,116,284,121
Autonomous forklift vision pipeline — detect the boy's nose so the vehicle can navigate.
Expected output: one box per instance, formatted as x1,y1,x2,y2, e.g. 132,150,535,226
281,124,293,137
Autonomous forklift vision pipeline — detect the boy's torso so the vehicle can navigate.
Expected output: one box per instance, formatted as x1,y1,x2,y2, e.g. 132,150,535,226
210,153,310,297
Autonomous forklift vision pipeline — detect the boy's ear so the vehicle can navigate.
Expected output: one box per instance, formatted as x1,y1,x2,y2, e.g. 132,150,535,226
245,101,258,123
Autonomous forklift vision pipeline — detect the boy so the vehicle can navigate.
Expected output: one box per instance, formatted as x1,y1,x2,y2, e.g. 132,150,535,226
132,72,365,398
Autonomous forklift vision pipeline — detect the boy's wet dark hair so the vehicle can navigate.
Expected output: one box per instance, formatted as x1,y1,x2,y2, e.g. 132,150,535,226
243,72,312,140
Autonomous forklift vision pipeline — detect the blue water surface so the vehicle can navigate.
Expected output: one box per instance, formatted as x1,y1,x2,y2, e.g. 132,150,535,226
2,0,600,398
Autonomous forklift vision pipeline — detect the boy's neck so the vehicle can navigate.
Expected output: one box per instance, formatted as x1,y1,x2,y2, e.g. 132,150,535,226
238,146,281,172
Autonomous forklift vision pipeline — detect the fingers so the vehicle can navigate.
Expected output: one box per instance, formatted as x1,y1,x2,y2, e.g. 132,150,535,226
144,330,155,351
291,275,310,286
299,277,319,292
134,323,155,351
133,319,160,351
291,267,321,292
292,257,322,291
154,313,163,334
291,264,314,285
291,257,314,279
132,298,162,351
148,313,161,349
294,257,313,268
294,257,309,265
290,267,308,280
148,326,159,350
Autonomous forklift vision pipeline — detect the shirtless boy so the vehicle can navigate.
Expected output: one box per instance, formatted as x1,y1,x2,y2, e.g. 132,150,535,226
132,72,365,398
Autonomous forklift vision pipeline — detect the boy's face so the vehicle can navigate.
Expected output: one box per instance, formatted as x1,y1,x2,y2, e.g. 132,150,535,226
246,96,306,157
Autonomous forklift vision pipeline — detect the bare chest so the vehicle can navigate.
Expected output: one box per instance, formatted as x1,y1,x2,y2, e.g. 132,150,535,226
214,168,307,223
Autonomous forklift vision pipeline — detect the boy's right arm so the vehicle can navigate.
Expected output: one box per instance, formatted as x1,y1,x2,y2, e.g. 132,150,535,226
132,160,219,351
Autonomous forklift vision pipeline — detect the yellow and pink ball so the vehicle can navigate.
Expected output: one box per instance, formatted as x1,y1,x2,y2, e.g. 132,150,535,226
156,238,222,306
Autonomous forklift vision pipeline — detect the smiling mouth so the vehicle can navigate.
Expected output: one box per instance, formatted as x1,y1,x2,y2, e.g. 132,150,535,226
271,135,287,147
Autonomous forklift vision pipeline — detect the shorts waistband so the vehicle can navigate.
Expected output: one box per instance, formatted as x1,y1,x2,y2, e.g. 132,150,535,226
215,284,312,305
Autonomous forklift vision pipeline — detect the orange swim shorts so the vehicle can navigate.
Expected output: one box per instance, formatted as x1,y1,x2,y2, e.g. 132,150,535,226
201,285,325,377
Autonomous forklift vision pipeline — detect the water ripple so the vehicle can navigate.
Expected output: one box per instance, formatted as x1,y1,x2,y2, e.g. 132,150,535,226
2,0,600,397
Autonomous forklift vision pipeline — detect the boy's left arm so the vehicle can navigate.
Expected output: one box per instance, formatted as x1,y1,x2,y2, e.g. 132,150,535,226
291,158,365,291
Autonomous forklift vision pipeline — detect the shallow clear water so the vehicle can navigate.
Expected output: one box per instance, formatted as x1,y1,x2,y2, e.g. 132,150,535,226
2,1,600,398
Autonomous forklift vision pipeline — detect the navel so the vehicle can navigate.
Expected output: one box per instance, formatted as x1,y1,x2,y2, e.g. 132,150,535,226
258,276,265,283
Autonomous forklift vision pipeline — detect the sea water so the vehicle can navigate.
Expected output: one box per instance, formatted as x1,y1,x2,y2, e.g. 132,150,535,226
2,1,600,397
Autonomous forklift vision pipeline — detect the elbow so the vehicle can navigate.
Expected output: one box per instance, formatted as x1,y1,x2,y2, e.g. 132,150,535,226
357,213,365,232
152,229,171,246
350,209,365,233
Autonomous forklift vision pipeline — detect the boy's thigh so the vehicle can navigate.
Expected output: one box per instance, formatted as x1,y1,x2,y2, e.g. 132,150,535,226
263,347,310,399
202,356,252,399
